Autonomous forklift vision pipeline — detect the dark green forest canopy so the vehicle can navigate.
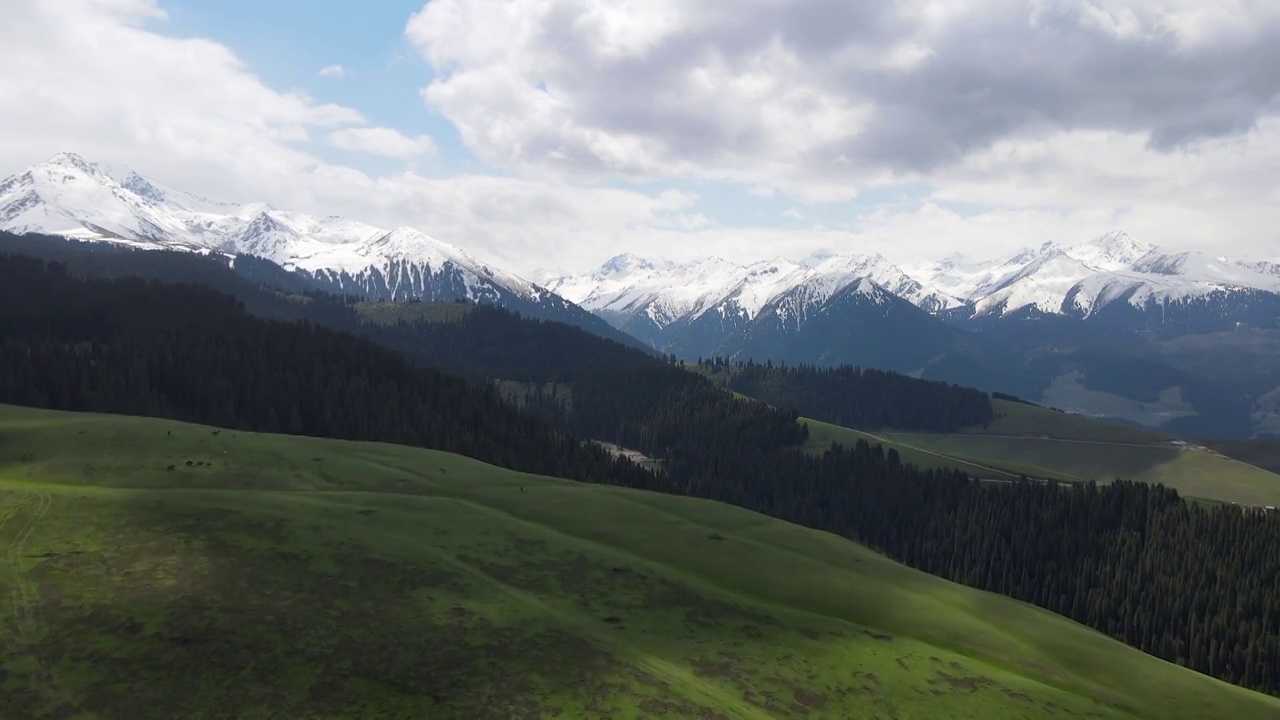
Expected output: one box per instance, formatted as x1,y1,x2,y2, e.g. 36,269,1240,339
698,358,995,432
0,254,651,488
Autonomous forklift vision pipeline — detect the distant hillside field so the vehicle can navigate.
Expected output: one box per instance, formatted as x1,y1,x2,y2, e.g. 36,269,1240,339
3,405,1278,719
974,399,1173,444
1203,438,1280,477
881,432,1280,507
801,418,1041,481
799,399,1280,506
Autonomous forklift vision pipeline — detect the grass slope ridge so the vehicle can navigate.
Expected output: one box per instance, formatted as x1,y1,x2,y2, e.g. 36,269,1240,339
2,406,1278,719
978,399,1173,443
807,399,1280,506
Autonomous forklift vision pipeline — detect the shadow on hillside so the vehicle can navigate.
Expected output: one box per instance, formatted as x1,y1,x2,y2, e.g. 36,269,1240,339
3,485,843,720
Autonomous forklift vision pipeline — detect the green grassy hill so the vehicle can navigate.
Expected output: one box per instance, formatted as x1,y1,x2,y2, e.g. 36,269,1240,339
976,399,1173,444
355,299,478,325
2,406,1279,719
1203,438,1280,478
803,399,1280,506
881,432,1280,506
802,418,1037,481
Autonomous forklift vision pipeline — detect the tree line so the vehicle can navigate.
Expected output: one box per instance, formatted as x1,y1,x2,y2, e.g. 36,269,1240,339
696,357,995,432
611,436,1280,696
0,255,651,488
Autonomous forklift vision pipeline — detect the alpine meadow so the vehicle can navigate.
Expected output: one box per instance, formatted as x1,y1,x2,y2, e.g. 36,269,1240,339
4,1,1280,718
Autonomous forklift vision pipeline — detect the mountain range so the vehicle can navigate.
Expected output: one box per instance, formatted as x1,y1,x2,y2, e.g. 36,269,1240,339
543,231,1280,439
548,230,1280,342
0,152,638,346
5,152,1280,437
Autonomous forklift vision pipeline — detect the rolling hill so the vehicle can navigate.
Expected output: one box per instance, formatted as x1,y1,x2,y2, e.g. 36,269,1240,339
3,404,1280,719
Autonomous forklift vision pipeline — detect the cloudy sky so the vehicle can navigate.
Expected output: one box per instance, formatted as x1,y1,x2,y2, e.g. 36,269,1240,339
2,0,1278,277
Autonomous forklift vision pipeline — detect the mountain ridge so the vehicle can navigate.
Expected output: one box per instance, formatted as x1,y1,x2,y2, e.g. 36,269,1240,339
548,229,1280,361
0,152,642,348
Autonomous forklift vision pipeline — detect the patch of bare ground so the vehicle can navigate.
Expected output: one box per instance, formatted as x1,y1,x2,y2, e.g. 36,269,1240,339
791,688,829,711
742,687,802,717
833,671,881,701
928,671,995,695
691,652,744,682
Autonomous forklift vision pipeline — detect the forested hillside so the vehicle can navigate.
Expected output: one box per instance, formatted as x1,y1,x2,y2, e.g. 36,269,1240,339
699,359,995,432
356,299,659,383
0,255,650,487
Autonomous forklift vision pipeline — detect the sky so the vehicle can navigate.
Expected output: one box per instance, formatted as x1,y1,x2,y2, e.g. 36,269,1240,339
2,0,1279,278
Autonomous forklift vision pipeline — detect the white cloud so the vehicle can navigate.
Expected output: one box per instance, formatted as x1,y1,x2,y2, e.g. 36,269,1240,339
0,0,364,197
401,0,1280,260
2,0,1278,283
0,0,710,275
318,64,346,78
406,0,1280,196
329,127,437,159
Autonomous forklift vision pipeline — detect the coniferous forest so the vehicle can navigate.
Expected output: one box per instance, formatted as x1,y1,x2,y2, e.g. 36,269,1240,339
2,250,1280,697
0,255,651,488
704,359,995,432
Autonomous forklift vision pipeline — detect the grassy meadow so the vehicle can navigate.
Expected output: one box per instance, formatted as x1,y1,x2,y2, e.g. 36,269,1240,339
1203,438,1280,478
803,399,1280,506
2,405,1279,719
354,299,478,326
974,399,1173,444
882,432,1280,506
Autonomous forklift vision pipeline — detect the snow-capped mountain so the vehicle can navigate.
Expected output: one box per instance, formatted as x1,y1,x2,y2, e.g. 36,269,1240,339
0,152,636,345
723,275,968,372
546,250,963,348
914,231,1280,324
549,230,1279,434
553,226,1277,338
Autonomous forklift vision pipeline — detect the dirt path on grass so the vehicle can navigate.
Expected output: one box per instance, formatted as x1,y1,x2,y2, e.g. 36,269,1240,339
5,490,64,708
6,491,51,637
954,433,1170,449
858,432,1034,481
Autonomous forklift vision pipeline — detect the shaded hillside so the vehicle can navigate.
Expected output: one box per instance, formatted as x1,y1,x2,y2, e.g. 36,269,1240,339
0,254,649,488
699,359,994,433
0,231,650,351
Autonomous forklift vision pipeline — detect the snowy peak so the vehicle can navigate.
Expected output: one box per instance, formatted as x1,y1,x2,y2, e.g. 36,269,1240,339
555,248,961,337
231,211,301,260
0,153,193,244
0,152,552,306
599,252,672,276
1062,230,1156,271
944,231,1280,318
43,152,101,176
119,172,168,205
